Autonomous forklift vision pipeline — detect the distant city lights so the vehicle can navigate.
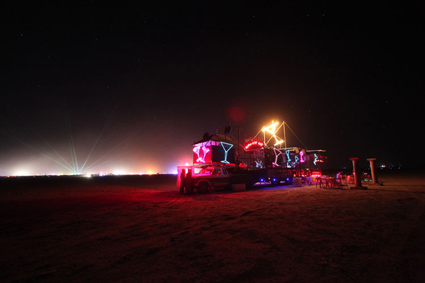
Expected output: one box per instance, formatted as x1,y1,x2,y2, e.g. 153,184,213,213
3,168,181,178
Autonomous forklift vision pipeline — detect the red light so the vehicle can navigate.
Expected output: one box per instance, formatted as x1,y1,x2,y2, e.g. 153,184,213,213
245,140,264,150
311,171,322,178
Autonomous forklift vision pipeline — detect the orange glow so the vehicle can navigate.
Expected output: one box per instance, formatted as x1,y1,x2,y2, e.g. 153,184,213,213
262,121,283,146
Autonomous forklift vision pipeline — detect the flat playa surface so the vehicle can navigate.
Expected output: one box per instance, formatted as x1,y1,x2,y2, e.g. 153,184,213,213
1,172,425,282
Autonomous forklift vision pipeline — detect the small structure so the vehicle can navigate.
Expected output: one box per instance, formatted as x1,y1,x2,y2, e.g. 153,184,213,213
367,158,379,185
177,120,328,193
192,133,238,167
239,121,326,174
349,157,367,189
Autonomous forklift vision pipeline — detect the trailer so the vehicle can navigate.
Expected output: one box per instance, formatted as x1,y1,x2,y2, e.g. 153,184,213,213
177,121,326,194
232,167,293,186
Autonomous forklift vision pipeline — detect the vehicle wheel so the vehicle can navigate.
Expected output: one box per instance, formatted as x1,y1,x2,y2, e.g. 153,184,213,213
198,182,209,194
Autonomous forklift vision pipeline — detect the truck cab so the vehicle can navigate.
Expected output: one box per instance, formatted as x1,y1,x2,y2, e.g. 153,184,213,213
193,166,231,193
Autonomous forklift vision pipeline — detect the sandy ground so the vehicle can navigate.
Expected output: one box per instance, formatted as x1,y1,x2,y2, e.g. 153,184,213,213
1,172,425,282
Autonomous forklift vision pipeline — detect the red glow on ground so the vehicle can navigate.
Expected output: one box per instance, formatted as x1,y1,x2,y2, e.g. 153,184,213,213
2,174,425,282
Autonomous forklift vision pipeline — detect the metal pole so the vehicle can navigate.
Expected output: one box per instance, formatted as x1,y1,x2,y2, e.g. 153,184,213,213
367,158,379,184
238,125,240,159
349,157,367,189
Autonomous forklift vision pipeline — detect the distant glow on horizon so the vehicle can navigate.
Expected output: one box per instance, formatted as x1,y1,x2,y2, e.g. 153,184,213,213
12,171,31,177
1,160,179,177
10,163,35,176
0,148,184,177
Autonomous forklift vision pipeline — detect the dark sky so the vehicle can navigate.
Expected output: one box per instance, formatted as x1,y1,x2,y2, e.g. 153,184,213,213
1,1,423,175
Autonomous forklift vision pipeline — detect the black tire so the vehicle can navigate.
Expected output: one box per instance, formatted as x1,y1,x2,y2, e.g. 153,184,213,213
198,182,209,194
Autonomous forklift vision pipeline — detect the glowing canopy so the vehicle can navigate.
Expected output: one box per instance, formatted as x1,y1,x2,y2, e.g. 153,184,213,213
192,134,237,165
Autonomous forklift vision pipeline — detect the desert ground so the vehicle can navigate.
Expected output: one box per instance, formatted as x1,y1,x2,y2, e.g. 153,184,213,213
1,171,425,282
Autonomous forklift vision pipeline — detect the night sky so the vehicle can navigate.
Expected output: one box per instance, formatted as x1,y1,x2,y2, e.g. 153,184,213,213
2,1,423,175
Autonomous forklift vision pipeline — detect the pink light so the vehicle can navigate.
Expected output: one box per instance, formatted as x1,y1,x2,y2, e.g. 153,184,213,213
193,145,201,158
193,145,210,163
245,140,264,150
299,150,305,163
272,148,282,167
